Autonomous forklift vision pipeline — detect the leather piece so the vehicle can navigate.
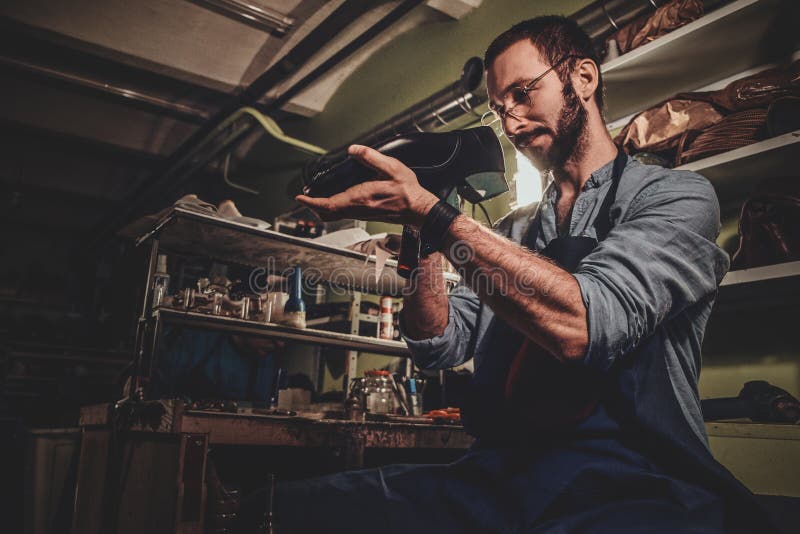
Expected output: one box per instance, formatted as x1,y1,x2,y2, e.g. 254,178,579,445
614,61,800,164
731,176,800,269
607,0,703,55
675,108,768,165
678,60,800,113
614,100,723,157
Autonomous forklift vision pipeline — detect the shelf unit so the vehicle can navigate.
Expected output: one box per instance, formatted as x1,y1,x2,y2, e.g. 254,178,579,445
154,308,410,357
124,205,447,398
715,261,800,312
675,130,800,206
601,0,799,406
602,0,790,123
122,207,459,296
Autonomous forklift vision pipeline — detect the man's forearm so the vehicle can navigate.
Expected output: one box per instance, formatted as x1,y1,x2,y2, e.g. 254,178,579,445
401,253,449,340
442,215,588,362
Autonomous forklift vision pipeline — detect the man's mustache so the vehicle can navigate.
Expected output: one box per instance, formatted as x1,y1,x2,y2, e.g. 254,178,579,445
513,126,552,149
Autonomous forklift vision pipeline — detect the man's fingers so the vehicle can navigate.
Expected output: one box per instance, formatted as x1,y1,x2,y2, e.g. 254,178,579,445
294,195,330,211
348,144,404,177
297,181,384,211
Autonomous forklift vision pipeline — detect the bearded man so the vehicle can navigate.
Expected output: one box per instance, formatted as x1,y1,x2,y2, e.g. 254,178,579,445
238,16,776,533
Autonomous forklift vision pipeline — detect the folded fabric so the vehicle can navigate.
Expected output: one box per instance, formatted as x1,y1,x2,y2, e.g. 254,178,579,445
607,0,703,56
217,199,271,230
678,60,800,113
173,193,218,214
614,99,723,157
675,108,768,165
731,176,800,269
312,228,373,248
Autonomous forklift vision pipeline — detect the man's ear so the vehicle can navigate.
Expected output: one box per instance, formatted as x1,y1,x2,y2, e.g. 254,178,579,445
573,58,599,102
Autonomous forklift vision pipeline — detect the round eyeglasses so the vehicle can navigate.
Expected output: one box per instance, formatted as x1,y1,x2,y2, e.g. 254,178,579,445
481,54,580,130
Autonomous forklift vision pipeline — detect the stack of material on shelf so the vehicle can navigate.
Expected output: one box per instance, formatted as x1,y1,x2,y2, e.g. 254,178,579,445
615,60,800,166
731,176,800,269
604,0,704,59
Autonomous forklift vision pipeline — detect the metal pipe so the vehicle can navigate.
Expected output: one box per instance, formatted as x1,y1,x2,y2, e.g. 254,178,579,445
190,0,294,35
0,55,211,122
360,55,486,144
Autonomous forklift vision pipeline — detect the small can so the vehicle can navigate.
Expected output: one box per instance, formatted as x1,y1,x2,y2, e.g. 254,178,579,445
378,296,393,340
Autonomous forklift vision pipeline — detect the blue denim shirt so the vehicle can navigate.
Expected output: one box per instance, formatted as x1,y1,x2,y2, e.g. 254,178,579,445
400,155,730,450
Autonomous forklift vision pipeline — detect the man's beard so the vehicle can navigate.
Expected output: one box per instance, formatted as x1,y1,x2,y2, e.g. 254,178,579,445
517,81,588,171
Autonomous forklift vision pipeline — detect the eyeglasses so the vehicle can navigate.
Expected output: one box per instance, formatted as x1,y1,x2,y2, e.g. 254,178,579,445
481,55,580,129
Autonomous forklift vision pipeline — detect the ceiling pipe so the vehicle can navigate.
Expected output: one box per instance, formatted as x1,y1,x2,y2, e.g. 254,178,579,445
342,56,486,150
190,0,294,35
0,55,211,123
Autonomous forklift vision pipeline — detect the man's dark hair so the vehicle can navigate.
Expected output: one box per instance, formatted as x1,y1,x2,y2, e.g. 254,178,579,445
484,16,604,112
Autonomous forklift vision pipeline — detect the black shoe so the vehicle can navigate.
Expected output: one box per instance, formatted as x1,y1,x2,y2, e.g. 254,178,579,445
740,380,800,423
303,126,507,203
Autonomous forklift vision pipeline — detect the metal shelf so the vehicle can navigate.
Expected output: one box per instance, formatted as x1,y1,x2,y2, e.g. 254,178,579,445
123,207,459,296
716,261,800,311
155,307,410,357
602,0,790,123
676,130,800,207
721,261,800,286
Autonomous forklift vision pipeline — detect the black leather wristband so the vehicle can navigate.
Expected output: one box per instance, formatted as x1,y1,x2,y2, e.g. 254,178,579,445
419,200,461,257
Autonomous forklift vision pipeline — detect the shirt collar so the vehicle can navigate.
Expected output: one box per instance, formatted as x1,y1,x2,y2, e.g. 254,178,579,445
542,152,629,202
584,152,628,190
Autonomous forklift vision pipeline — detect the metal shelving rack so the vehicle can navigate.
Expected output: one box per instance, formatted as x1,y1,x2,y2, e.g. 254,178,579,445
124,207,459,397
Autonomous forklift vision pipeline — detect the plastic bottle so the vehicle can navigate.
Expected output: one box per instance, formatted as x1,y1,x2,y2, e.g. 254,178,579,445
283,266,306,329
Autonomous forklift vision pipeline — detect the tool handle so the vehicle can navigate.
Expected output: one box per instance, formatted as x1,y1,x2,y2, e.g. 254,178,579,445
397,225,420,279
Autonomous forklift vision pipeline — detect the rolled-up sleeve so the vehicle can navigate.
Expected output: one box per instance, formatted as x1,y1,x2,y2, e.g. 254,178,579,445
574,171,730,371
399,283,480,370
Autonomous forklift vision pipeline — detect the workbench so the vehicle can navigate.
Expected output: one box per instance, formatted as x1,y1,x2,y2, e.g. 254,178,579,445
72,400,473,534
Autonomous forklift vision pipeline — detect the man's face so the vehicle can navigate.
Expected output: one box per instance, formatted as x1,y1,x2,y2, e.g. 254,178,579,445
486,39,588,171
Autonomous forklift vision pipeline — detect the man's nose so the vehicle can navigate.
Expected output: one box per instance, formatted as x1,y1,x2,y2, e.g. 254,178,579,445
503,113,525,139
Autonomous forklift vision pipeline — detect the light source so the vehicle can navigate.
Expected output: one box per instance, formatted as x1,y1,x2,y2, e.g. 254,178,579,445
512,150,543,208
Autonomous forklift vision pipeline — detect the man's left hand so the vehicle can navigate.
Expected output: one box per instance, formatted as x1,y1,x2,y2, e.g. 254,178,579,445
295,144,439,227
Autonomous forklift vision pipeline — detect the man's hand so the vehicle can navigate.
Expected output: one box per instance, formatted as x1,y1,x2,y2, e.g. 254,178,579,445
295,144,439,227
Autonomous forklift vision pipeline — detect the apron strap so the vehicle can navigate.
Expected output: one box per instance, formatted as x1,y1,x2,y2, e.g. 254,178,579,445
524,148,627,250
593,147,628,241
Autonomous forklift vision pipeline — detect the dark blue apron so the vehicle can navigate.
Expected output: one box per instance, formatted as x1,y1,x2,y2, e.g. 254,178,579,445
462,148,628,442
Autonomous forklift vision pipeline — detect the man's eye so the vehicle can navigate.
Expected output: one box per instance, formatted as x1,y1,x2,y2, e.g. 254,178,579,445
509,87,528,105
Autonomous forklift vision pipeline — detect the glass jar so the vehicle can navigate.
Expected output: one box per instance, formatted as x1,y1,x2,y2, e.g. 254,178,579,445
363,370,394,414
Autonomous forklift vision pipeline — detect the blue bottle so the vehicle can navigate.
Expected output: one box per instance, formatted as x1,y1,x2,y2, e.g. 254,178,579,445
283,266,306,329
